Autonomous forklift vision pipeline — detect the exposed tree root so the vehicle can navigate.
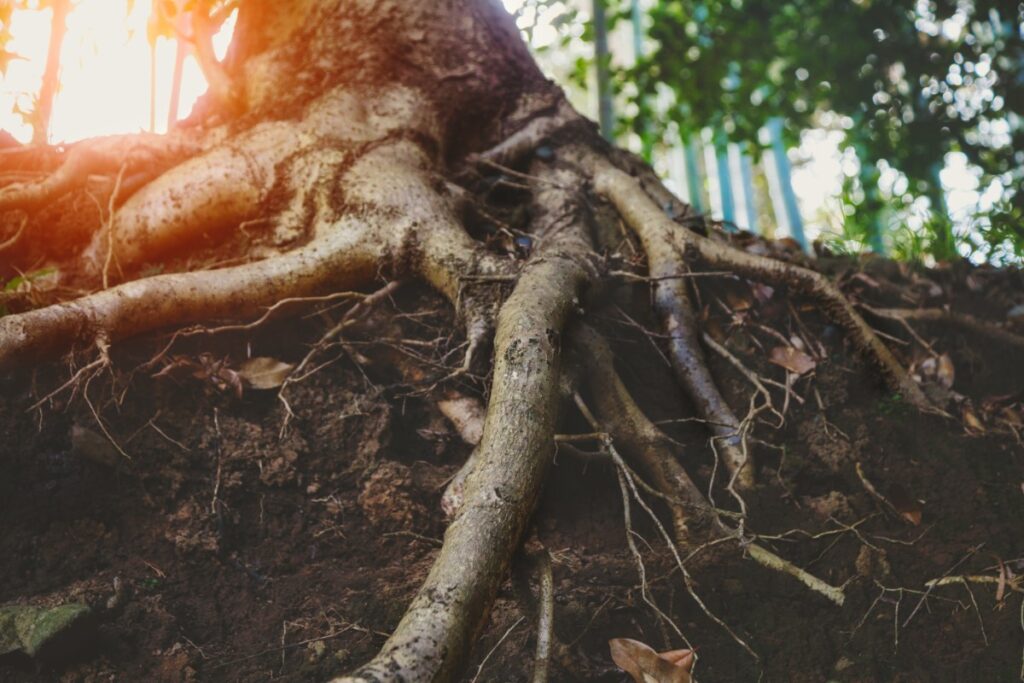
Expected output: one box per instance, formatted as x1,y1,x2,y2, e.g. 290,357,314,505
0,131,203,214
585,157,932,411
513,550,555,683
603,170,754,490
571,323,847,607
331,156,596,683
864,306,1024,350
0,222,381,371
0,63,958,681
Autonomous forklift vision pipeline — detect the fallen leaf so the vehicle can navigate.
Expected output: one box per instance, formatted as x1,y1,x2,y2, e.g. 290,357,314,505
237,357,295,390
609,638,693,683
962,403,985,435
724,287,754,312
936,353,955,389
659,648,695,669
886,483,923,526
769,346,816,375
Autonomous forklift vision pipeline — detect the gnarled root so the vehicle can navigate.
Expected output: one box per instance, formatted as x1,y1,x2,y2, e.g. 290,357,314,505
0,130,204,214
586,158,931,411
0,220,382,371
332,155,597,682
611,181,754,490
864,306,1024,350
571,323,846,606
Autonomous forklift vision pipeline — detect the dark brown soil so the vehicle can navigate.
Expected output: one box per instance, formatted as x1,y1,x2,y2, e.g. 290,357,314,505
2,253,1023,682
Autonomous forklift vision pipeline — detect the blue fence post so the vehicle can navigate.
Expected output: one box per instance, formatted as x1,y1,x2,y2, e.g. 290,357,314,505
858,159,886,254
739,144,759,233
630,0,654,161
766,118,806,249
713,131,736,228
592,0,614,142
683,136,704,213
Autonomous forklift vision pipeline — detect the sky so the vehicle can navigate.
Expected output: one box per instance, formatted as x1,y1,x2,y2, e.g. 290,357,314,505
0,0,993,256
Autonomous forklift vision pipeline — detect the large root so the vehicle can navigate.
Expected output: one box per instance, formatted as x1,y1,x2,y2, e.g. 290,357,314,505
0,131,204,214
607,176,754,490
571,323,846,606
0,219,381,371
332,156,596,682
586,156,932,411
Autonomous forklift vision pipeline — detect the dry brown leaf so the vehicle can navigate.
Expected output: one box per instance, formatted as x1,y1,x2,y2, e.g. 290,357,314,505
725,291,753,312
886,483,923,526
237,357,295,389
769,346,816,375
962,403,986,435
609,638,693,683
936,353,955,389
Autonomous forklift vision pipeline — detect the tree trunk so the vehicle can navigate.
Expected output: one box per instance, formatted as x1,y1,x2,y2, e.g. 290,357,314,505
32,0,70,145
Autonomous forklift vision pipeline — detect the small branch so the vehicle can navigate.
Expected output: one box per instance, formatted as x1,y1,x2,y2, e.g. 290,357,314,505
0,212,27,252
864,305,1024,350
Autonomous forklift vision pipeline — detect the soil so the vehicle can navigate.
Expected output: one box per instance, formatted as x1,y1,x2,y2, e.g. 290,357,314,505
1,248,1023,683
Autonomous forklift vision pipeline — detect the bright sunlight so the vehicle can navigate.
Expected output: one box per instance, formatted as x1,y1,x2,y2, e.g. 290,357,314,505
0,0,234,144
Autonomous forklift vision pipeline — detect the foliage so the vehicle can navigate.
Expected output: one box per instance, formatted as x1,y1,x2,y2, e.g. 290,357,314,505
611,0,1024,263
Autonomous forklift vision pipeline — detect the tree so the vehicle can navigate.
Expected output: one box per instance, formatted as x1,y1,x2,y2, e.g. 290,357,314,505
0,1,1019,681
620,0,1024,261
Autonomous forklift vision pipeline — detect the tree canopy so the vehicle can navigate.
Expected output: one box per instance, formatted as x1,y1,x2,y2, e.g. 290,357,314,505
525,0,1024,262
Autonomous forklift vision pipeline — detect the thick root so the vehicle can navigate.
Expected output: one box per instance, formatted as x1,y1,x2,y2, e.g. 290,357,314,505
864,306,1024,350
0,131,203,214
611,184,754,489
80,122,311,276
0,220,382,371
570,323,718,543
588,159,931,411
333,156,596,683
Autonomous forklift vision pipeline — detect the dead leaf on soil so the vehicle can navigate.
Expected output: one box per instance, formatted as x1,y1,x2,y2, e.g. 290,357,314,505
885,483,923,526
855,462,923,526
769,345,816,375
237,357,295,389
936,353,955,389
609,638,694,683
962,403,986,435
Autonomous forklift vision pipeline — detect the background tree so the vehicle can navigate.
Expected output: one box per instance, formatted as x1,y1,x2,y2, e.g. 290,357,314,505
612,0,1024,261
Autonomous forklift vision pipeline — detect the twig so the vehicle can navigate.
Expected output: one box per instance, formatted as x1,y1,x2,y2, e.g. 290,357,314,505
0,212,27,252
102,162,128,289
469,617,524,683
530,551,554,683
903,543,983,628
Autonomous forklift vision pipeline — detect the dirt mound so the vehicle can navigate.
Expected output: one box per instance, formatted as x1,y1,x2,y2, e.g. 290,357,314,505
1,258,1022,682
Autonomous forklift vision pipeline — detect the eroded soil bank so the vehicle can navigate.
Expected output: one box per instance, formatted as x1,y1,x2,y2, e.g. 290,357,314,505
1,247,1022,682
